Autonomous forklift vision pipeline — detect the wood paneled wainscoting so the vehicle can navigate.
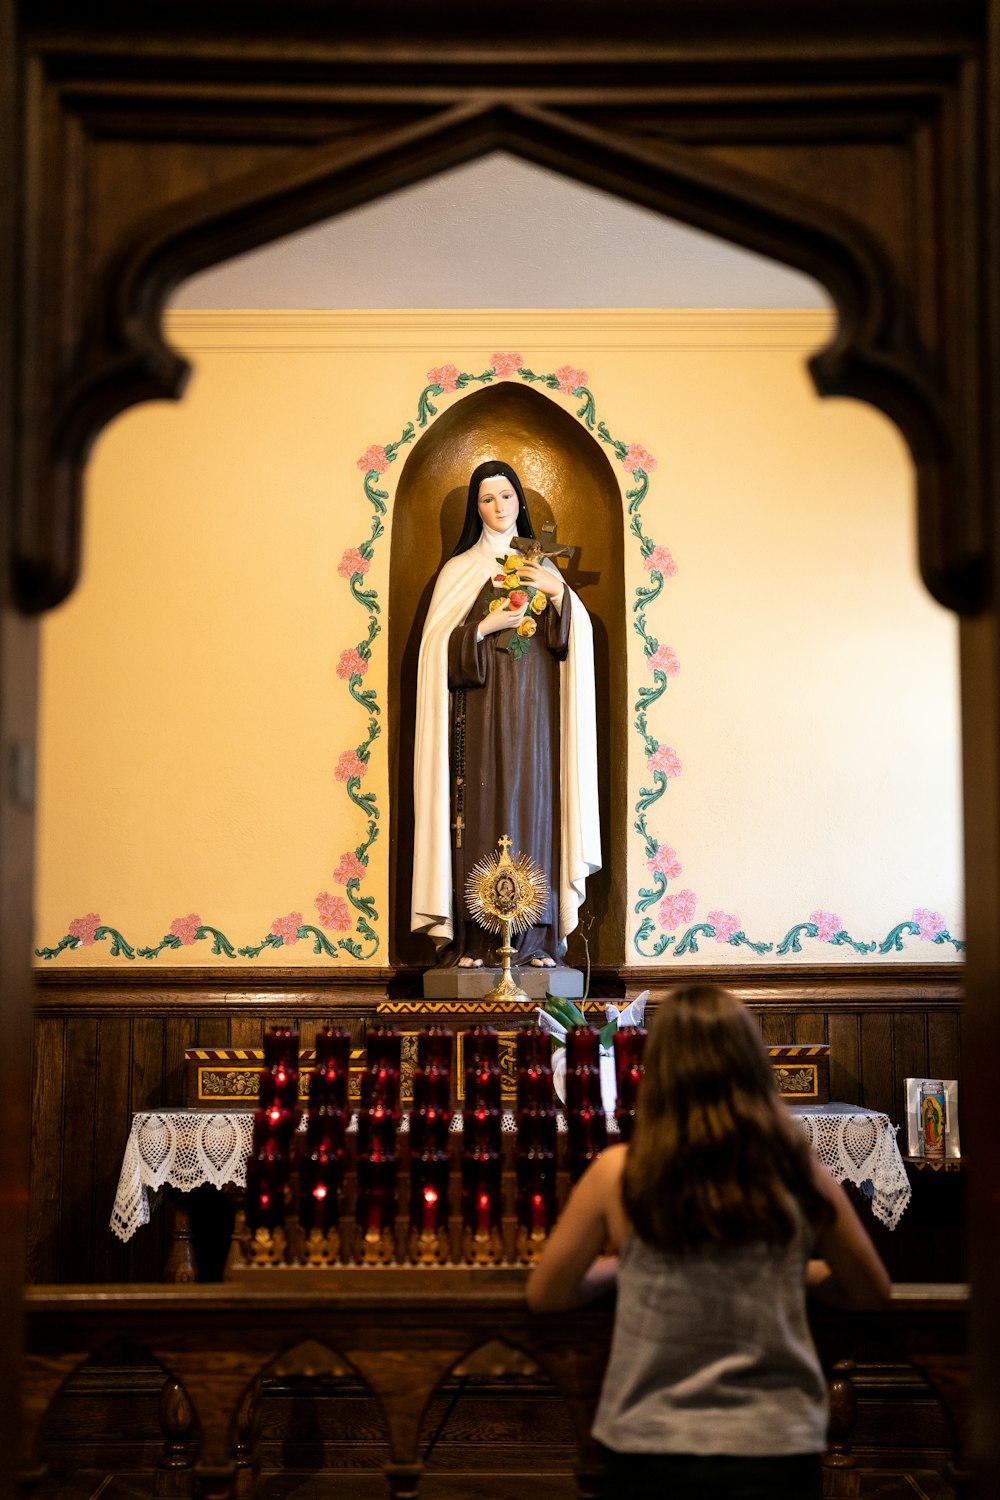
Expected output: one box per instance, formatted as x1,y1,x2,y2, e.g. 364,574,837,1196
30,964,963,1288
27,965,966,1493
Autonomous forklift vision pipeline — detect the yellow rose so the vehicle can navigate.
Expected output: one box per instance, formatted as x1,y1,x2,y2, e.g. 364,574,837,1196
504,555,520,572
488,598,504,613
530,592,548,614
517,618,537,638
504,573,521,589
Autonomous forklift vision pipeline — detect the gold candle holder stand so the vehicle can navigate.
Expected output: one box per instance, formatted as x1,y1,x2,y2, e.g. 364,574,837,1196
241,1224,288,1269
407,1226,451,1266
300,1226,341,1268
515,1224,550,1265
461,1224,504,1266
356,1225,396,1266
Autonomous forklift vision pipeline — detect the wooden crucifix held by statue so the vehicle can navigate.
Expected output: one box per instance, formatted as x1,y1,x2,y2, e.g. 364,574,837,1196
509,521,578,567
492,523,579,650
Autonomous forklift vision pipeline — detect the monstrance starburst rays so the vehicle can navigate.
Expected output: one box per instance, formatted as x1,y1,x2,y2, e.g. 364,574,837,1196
465,835,548,938
465,835,551,1004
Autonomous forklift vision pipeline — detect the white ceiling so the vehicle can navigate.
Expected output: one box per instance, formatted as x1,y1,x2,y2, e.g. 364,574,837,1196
171,152,829,310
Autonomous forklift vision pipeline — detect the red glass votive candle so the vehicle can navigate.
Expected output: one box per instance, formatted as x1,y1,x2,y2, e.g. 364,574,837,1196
566,1105,608,1180
245,1154,286,1230
410,1072,452,1156
367,1026,402,1074
516,1151,556,1234
565,1026,607,1179
516,1025,549,1071
516,1066,554,1113
356,1153,398,1234
465,1059,501,1110
308,1074,347,1128
409,1153,450,1233
258,1077,298,1121
466,1026,499,1067
252,1105,295,1156
311,1029,350,1109
309,1064,347,1114
516,1109,557,1157
306,1102,346,1160
411,1026,453,1155
462,1152,501,1233
362,1032,402,1127
412,1067,452,1114
357,1105,397,1160
613,1025,647,1140
565,1024,601,1070
462,1101,502,1157
360,1065,401,1119
465,1027,501,1118
315,1027,351,1069
417,1026,454,1072
263,1028,300,1065
299,1153,340,1233
262,1029,300,1100
565,1027,602,1113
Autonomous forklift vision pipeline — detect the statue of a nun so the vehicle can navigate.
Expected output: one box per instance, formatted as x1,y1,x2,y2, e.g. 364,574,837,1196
411,459,601,969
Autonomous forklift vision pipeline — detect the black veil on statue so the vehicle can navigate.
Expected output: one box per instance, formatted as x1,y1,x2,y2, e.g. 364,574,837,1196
452,460,536,556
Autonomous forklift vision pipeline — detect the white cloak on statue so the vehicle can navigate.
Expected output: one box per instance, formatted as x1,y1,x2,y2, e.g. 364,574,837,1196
410,520,601,951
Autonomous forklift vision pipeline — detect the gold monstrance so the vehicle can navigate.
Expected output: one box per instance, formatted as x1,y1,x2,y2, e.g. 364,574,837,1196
465,835,548,1005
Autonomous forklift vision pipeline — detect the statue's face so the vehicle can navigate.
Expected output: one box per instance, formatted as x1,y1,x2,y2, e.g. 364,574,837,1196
477,475,519,531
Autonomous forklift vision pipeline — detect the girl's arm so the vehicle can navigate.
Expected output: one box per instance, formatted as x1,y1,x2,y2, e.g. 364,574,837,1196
808,1159,892,1310
526,1146,626,1313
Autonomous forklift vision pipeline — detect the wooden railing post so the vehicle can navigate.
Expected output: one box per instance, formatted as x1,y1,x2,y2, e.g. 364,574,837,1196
155,1375,195,1497
823,1358,860,1498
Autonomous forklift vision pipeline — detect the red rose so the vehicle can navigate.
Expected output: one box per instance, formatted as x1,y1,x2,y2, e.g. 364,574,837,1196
508,589,529,609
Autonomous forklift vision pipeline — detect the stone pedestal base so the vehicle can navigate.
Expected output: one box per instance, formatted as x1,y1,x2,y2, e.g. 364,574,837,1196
422,965,584,1001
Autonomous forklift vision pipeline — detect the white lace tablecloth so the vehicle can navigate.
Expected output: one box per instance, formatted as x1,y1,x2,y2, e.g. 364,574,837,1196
792,1104,911,1230
111,1111,256,1242
111,1102,911,1243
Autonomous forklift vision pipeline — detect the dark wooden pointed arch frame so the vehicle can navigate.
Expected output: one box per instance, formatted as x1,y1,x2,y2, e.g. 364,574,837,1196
5,5,1000,1495
14,50,993,616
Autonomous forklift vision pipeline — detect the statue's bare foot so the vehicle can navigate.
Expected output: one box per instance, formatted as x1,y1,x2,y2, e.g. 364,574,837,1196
528,955,556,968
457,955,483,968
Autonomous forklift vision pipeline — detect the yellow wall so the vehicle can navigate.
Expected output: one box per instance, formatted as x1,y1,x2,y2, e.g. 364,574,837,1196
34,310,963,967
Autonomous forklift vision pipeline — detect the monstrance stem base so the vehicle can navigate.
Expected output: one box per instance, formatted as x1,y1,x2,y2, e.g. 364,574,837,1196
482,933,530,1006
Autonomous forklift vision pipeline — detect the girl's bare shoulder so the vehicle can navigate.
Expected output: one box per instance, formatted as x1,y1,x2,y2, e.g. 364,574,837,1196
595,1142,628,1181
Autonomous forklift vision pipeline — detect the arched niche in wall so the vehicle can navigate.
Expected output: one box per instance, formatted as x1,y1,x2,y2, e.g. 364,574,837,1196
388,381,626,969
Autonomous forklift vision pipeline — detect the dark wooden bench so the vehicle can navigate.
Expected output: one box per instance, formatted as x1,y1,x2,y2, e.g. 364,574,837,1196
19,1277,970,1499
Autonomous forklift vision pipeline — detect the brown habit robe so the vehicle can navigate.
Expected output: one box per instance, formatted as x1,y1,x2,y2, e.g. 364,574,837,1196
442,578,572,966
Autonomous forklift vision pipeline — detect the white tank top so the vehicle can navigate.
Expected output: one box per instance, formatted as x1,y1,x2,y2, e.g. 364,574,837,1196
592,1220,828,1456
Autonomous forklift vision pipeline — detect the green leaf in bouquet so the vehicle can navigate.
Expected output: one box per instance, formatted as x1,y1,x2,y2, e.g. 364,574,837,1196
544,992,587,1030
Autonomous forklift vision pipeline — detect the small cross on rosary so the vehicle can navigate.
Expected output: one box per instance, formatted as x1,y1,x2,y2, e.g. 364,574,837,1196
452,776,465,847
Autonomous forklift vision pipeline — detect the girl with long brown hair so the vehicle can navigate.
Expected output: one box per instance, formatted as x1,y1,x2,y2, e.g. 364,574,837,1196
527,984,889,1500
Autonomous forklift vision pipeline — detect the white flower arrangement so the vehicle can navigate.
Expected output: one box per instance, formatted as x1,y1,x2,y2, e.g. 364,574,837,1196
537,991,649,1115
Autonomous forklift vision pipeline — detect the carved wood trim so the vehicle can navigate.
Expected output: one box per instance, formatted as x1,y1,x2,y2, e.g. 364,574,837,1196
14,19,990,612
31,962,963,1016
